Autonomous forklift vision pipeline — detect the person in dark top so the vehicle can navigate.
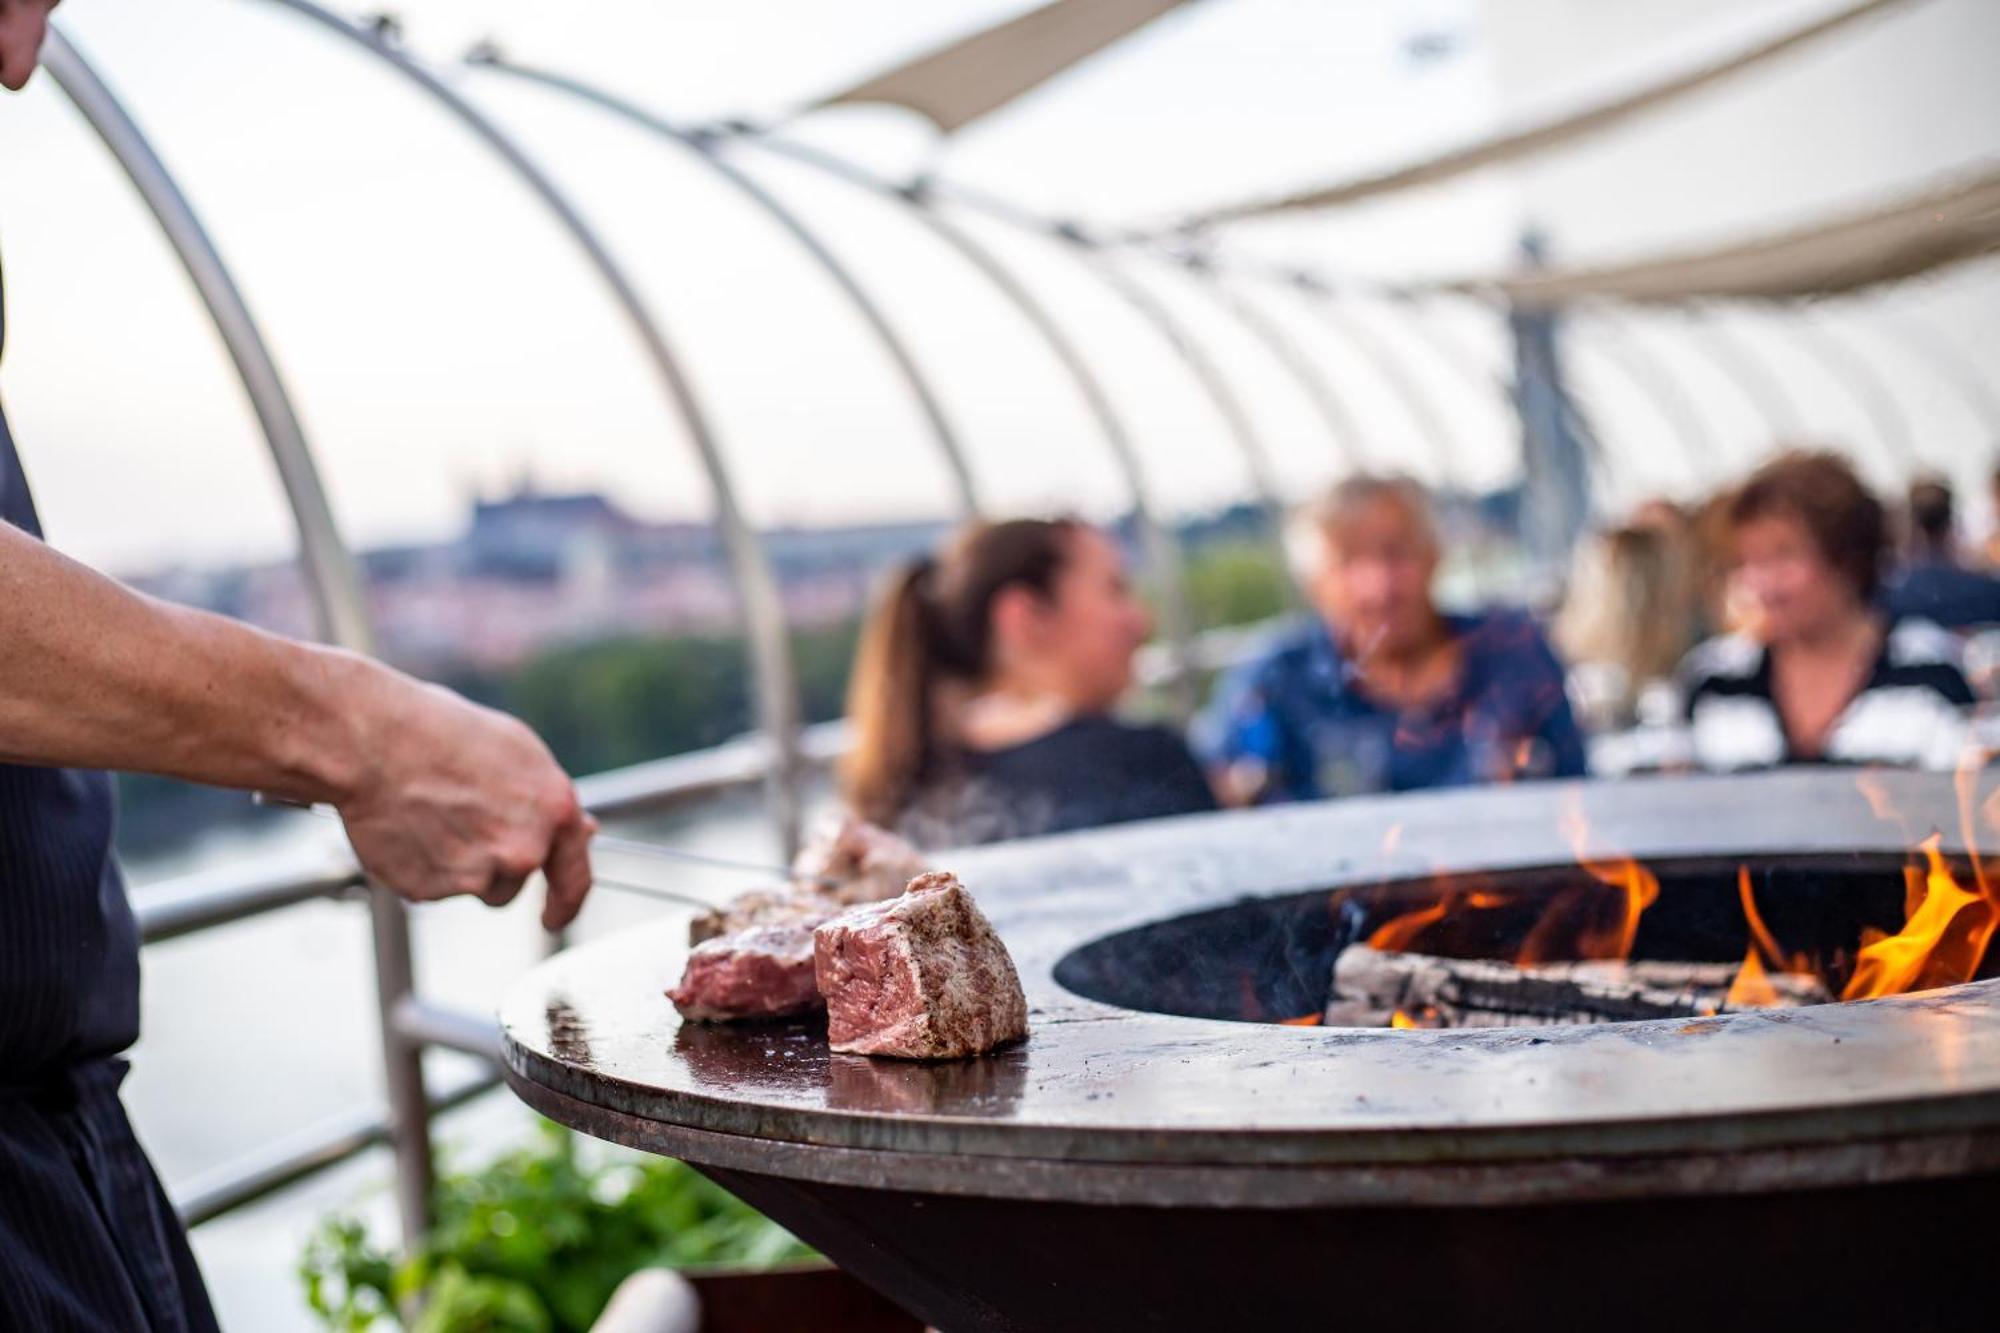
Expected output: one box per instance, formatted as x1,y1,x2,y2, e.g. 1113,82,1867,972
1682,452,1974,771
842,517,1215,848
1199,475,1586,803
1,14,598,1327
1881,476,2000,629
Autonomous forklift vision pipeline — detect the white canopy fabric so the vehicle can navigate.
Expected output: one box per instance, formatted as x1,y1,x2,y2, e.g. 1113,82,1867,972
1431,165,2000,307
1160,0,1925,230
809,0,1196,135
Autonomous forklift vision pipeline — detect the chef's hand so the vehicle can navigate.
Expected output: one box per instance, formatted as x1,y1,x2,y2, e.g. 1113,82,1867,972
331,671,596,931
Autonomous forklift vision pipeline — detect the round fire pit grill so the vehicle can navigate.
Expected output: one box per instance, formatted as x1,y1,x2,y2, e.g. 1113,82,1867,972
502,770,2000,1332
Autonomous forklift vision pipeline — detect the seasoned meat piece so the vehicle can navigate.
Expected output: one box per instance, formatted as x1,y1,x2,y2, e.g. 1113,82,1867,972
668,922,826,1023
793,817,928,906
689,886,837,946
813,871,1027,1060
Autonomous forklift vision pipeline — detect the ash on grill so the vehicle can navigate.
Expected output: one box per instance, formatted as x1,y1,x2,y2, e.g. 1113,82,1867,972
1325,945,1830,1028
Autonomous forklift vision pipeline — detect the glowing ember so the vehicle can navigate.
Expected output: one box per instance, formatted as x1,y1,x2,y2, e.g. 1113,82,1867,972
1278,1013,1323,1027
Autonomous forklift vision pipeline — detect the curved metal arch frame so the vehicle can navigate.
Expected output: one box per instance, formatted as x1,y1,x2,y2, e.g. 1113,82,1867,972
1171,264,1366,475
1879,309,2000,445
1060,244,1296,595
1674,309,1807,449
466,53,984,519
40,30,371,653
1387,295,1603,497
1757,308,1916,482
255,0,808,851
913,204,1199,717
37,24,441,1250
1565,315,1718,498
1292,285,1463,485
1400,290,1616,508
717,130,1201,717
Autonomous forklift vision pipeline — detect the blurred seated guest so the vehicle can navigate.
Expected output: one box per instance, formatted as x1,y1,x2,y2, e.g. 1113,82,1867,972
1682,452,1974,771
842,517,1214,848
1199,476,1586,803
1555,520,1701,732
1883,476,2000,629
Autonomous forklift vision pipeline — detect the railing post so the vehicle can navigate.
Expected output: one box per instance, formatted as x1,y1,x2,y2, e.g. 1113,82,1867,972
38,26,437,1251
258,0,808,853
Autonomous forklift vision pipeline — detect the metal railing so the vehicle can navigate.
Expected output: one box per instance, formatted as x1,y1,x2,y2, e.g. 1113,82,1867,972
135,719,851,1229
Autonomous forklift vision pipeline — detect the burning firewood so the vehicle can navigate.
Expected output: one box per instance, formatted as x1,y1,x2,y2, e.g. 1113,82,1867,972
1325,945,1830,1029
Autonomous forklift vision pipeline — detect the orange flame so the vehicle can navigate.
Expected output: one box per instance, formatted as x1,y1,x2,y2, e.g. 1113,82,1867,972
1389,1009,1418,1029
1279,1013,1323,1027
1725,948,1779,1008
1514,806,1659,965
1367,888,1512,953
1842,835,1998,1000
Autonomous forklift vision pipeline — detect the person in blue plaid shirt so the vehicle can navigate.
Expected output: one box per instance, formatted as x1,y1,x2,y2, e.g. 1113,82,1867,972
1197,476,1586,804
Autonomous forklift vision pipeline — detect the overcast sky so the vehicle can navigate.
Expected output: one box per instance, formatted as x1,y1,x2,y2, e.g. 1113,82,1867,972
1,0,1993,573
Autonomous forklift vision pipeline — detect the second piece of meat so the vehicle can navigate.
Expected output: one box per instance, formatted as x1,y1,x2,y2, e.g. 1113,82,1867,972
813,871,1028,1060
669,921,826,1023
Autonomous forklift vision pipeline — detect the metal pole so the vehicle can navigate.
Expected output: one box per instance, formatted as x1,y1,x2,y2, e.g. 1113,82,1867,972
40,30,369,653
37,26,439,1252
1190,272,1368,474
468,52,983,519
718,130,1200,717
256,0,807,853
1295,286,1463,485
1401,295,1612,504
1069,247,1296,596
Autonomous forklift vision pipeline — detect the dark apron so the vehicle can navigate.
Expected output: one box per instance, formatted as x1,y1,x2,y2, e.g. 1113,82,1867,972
1,257,220,1332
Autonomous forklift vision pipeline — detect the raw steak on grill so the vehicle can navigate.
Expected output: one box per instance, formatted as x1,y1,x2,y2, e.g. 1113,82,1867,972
794,817,929,907
813,871,1027,1060
668,920,826,1023
689,886,838,946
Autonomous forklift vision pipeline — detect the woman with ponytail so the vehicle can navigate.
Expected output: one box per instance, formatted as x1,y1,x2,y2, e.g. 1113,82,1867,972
842,518,1215,847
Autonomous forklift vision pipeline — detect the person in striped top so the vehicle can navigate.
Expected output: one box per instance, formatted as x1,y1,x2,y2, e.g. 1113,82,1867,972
1681,451,1975,772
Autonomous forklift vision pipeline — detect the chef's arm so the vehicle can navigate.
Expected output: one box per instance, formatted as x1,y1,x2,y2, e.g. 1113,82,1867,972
0,522,594,928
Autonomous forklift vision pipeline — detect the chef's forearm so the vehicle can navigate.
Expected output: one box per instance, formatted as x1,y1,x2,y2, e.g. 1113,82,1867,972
0,521,381,800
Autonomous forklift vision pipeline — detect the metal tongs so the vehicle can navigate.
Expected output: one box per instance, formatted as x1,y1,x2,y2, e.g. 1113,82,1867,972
254,794,827,910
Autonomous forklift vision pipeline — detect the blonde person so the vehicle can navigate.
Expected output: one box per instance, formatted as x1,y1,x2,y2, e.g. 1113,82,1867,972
1555,522,1701,731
